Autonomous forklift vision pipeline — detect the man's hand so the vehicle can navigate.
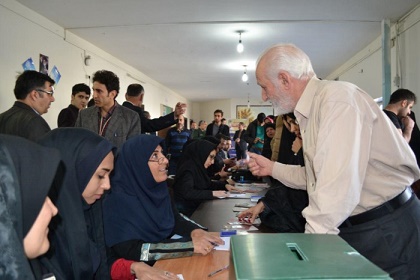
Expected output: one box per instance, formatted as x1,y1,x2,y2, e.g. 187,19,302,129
402,116,415,142
402,116,415,131
247,152,274,177
174,102,187,119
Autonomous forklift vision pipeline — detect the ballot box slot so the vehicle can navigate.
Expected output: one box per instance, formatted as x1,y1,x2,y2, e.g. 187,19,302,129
286,243,308,261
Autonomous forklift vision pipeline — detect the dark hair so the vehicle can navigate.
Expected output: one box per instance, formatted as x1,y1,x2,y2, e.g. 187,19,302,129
92,70,120,95
72,83,91,96
202,136,219,145
389,88,416,104
282,112,296,120
126,83,144,97
190,119,196,125
143,111,151,118
214,109,224,116
265,123,276,130
198,120,206,126
87,98,95,107
257,112,266,123
14,70,55,100
215,133,230,141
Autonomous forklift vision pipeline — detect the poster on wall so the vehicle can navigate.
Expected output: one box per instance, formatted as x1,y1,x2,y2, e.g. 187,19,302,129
22,58,36,71
230,119,248,131
39,54,49,75
236,105,274,123
50,66,61,84
161,104,173,116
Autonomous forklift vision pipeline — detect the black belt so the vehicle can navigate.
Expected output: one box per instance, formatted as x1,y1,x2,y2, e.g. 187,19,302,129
339,188,413,228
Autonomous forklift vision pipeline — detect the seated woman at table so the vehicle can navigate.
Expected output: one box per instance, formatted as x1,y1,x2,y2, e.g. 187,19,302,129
103,135,224,279
238,113,308,233
173,139,241,217
35,128,117,279
0,135,60,279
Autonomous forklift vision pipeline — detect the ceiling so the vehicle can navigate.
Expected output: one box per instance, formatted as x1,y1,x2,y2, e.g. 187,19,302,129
15,0,420,102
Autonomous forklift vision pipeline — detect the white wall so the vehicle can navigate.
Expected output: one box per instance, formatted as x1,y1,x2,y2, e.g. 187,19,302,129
2,0,419,128
326,5,420,115
192,97,272,125
0,0,190,129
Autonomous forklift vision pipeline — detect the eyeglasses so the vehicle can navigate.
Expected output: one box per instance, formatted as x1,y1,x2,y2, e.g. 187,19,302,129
35,87,55,96
148,153,171,165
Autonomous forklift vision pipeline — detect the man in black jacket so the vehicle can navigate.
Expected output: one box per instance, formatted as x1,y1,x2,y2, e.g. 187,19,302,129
123,83,186,134
0,70,55,141
205,109,230,137
57,83,90,127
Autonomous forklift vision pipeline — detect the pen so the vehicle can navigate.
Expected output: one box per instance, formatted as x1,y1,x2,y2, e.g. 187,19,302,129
208,265,229,277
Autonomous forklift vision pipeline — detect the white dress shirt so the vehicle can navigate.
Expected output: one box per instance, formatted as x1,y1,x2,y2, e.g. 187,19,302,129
272,77,420,234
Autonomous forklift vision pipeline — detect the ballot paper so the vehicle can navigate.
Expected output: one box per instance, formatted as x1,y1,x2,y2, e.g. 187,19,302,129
216,192,252,199
227,192,252,198
232,207,249,212
235,183,269,193
214,236,231,251
234,202,256,208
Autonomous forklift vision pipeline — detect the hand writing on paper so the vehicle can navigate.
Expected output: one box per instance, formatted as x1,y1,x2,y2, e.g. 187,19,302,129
191,229,224,255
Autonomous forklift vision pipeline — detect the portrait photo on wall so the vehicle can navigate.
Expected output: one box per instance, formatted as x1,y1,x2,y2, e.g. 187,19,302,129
39,54,49,75
236,105,274,123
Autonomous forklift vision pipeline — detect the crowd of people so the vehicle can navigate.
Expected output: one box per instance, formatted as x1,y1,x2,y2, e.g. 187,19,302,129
0,43,420,280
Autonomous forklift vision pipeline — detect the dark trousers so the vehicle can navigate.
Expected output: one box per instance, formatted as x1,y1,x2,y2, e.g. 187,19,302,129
339,196,420,280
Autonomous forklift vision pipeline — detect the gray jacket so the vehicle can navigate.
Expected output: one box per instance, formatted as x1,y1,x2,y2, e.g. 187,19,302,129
75,103,141,149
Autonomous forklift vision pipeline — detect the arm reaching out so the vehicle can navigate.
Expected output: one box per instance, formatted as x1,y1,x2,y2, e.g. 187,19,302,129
247,152,274,177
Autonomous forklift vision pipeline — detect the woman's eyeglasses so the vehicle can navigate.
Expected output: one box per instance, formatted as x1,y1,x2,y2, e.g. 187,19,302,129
148,153,171,165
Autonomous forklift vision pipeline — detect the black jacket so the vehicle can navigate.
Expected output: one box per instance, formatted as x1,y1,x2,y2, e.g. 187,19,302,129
0,101,51,142
57,104,79,127
123,101,176,134
205,122,230,137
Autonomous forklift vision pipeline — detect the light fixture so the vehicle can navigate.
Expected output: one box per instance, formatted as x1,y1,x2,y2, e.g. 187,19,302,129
237,32,244,53
242,65,248,82
84,55,91,66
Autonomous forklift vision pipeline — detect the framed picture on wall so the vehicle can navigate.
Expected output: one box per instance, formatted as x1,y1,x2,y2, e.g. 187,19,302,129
158,104,174,139
230,119,249,131
236,105,274,123
161,104,173,116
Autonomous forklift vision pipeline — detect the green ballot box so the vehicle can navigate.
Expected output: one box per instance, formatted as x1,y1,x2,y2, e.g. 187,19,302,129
230,233,391,279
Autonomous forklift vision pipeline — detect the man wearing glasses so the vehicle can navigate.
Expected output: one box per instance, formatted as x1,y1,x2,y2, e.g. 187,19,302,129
0,70,55,141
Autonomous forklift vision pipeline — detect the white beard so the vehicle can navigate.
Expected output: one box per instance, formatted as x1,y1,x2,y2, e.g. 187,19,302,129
270,94,295,115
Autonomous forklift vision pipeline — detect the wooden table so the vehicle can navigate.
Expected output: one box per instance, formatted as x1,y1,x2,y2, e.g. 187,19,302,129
154,250,234,280
154,188,270,279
